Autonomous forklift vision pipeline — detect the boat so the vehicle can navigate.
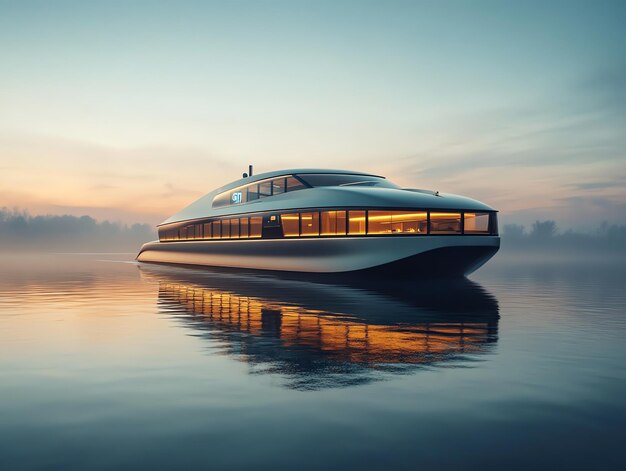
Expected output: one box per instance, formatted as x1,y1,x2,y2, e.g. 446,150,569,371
136,167,500,277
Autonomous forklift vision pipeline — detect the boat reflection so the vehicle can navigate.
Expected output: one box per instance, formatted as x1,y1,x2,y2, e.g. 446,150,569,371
140,265,500,389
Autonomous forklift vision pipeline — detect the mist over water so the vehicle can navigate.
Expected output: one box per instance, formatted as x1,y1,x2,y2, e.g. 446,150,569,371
0,253,625,469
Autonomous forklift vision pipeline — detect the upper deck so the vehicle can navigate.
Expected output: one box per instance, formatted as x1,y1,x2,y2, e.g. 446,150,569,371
161,168,495,226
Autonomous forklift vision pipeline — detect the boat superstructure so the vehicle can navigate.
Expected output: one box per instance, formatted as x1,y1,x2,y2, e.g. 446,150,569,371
137,168,500,276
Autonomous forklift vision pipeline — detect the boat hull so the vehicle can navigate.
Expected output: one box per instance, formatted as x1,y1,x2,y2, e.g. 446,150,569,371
136,236,500,277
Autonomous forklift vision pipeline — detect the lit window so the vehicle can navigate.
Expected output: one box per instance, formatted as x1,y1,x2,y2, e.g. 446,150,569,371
230,219,240,239
249,216,262,238
213,220,222,239
348,210,366,235
213,175,307,208
367,211,392,234
300,212,319,236
221,219,231,238
464,212,490,234
281,213,300,237
240,217,249,238
391,211,427,234
204,223,212,239
247,184,260,201
430,212,461,234
259,181,272,198
321,210,347,236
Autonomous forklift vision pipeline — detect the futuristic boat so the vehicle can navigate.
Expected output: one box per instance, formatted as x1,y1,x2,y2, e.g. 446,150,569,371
137,167,499,276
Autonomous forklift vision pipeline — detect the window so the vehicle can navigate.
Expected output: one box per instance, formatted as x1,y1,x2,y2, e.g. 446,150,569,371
249,216,262,238
297,173,399,189
348,210,366,235
259,181,272,197
204,223,212,239
247,184,259,201
286,176,307,192
368,211,428,235
220,219,230,238
272,178,285,196
464,212,490,234
430,213,461,234
300,212,319,236
230,218,240,239
240,217,249,238
367,211,392,234
321,210,347,236
212,220,221,239
281,213,300,237
391,211,427,234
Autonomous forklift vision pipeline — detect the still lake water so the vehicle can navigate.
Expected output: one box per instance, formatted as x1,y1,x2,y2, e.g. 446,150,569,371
0,253,625,470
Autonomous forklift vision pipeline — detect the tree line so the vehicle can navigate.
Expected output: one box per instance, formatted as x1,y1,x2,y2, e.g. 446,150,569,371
0,208,156,252
502,220,626,253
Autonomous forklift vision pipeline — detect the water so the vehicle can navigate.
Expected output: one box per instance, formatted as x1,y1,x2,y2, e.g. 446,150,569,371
0,253,625,469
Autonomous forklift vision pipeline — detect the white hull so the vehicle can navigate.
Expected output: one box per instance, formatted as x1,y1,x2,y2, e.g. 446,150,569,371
137,236,500,276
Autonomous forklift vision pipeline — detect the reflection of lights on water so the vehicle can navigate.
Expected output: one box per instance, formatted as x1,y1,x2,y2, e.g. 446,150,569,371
160,282,495,365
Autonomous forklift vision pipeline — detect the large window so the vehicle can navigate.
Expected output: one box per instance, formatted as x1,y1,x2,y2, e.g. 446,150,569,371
259,181,272,198
300,212,319,236
367,211,427,234
348,210,366,235
221,219,231,239
281,213,300,237
430,213,462,234
230,218,239,239
321,210,347,236
464,212,490,234
240,217,249,238
249,216,262,238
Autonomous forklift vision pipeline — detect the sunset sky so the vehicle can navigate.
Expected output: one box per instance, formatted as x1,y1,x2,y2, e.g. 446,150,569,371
1,0,624,229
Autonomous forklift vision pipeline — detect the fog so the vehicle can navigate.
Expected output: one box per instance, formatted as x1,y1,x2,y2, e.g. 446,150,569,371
500,220,626,260
0,209,155,253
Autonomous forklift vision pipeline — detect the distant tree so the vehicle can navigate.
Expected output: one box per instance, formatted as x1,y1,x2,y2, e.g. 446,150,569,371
503,224,525,238
0,207,156,251
530,220,557,239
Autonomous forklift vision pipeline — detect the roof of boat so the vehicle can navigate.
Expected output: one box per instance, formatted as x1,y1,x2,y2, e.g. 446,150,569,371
212,168,384,193
160,168,496,226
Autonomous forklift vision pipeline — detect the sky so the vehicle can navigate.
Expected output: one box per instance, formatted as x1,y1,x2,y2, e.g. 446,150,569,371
0,0,624,229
